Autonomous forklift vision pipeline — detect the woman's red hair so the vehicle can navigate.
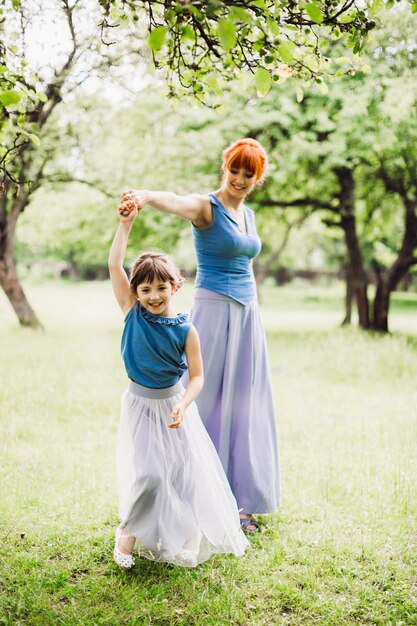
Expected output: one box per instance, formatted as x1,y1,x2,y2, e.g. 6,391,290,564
222,138,268,182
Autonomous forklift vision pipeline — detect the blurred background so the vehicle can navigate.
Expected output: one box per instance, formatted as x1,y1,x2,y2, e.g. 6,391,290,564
1,1,417,334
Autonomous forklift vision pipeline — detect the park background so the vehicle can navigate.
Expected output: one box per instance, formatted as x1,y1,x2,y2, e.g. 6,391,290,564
0,1,416,624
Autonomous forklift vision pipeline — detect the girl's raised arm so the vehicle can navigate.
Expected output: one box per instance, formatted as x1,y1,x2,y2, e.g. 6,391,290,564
108,207,138,315
120,189,212,227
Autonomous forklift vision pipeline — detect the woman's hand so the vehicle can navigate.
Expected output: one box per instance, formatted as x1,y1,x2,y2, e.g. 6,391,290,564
121,189,149,211
168,402,186,429
117,199,139,223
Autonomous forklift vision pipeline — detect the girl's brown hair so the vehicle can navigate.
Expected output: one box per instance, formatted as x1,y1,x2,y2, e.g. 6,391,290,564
129,251,185,295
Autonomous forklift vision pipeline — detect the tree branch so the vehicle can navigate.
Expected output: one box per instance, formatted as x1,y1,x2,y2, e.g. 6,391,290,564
256,197,339,212
45,175,114,199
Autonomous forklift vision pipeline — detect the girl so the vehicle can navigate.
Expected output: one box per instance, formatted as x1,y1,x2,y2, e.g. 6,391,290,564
108,201,248,569
119,138,280,534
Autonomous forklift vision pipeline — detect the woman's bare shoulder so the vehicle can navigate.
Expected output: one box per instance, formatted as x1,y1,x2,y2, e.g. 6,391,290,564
187,194,212,227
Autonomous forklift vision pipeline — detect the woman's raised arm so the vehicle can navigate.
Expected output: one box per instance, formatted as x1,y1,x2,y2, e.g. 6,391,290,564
120,189,212,226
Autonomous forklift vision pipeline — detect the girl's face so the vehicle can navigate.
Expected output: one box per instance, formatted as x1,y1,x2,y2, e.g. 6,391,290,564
136,278,176,317
223,166,257,199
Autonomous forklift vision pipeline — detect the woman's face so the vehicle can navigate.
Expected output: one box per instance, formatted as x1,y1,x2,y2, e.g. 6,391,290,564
223,167,257,199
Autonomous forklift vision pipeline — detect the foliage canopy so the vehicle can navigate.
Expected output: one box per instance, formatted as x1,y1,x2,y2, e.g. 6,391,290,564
99,0,412,98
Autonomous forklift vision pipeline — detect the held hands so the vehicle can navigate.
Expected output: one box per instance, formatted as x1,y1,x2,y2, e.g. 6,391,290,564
168,402,186,429
117,189,148,223
118,199,138,223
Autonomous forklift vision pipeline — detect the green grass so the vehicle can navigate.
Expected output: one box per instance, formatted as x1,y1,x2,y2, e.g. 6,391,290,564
0,280,416,625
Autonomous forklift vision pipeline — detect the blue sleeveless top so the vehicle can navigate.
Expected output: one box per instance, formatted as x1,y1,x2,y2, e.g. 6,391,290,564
192,193,262,305
121,302,192,388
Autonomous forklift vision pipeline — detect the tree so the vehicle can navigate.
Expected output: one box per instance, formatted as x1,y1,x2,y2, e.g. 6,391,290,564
2,0,412,182
0,0,142,326
99,0,403,100
4,2,417,332
246,8,417,332
16,91,207,279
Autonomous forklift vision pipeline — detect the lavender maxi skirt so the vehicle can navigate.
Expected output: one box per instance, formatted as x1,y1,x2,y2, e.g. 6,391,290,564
117,380,248,567
188,288,280,515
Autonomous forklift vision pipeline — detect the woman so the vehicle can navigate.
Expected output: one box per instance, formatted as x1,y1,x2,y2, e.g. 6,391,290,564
120,138,280,532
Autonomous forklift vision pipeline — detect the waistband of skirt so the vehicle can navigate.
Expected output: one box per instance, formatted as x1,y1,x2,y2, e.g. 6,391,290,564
128,380,184,399
193,287,256,305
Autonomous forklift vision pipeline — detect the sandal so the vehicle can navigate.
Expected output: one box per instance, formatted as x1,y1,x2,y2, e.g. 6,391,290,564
113,525,135,570
240,516,259,534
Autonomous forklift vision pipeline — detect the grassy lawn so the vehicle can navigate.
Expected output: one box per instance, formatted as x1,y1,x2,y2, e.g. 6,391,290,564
0,280,416,625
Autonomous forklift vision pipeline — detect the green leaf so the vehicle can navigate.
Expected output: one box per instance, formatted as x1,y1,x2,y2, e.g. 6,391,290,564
306,3,324,24
28,133,41,146
1,90,21,106
181,25,195,43
164,9,176,25
254,67,271,97
412,3,417,12
148,26,167,52
266,16,279,37
12,0,19,9
206,74,219,91
18,128,41,145
218,19,237,51
253,38,265,52
37,92,48,103
278,41,295,63
228,7,252,22
296,85,304,102
110,7,120,21
184,5,202,19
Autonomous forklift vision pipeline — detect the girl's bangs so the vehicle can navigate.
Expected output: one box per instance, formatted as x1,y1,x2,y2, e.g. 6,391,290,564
135,265,173,286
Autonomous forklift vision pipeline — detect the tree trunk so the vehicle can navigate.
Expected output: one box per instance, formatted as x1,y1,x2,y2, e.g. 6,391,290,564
0,219,43,328
337,167,370,329
371,178,417,332
373,276,390,332
68,257,79,282
342,265,353,325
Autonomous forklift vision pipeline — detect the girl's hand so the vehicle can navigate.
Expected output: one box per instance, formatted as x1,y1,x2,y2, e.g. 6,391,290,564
117,199,138,223
168,403,185,429
121,189,149,211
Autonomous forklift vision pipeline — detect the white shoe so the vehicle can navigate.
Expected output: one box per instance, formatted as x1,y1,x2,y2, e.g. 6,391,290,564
113,525,135,570
178,548,197,565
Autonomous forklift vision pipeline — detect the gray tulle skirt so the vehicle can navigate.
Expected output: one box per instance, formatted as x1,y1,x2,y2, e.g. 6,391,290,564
187,288,280,514
116,380,249,567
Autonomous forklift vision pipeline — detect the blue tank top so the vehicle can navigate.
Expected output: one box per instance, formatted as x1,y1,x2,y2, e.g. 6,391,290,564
192,193,262,305
121,302,192,388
